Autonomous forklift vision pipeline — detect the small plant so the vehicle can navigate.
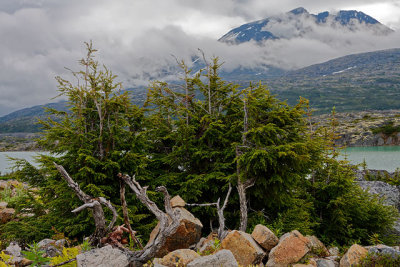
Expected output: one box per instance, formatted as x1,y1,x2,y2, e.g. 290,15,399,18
368,233,382,245
0,251,12,267
79,239,92,253
22,242,50,267
357,252,400,267
50,247,79,267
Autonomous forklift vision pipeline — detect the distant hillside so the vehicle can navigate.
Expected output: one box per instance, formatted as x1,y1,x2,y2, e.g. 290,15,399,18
0,87,148,133
266,48,400,113
0,102,68,133
2,48,400,132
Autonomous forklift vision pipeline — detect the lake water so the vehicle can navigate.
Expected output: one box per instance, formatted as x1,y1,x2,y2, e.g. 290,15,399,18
340,146,400,172
1,147,400,174
0,151,49,175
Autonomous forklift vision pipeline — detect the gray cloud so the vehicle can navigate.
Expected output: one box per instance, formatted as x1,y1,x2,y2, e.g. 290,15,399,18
0,0,399,116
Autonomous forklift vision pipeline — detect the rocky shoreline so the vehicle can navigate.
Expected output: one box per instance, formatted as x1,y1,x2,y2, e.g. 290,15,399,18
1,172,400,267
314,109,400,147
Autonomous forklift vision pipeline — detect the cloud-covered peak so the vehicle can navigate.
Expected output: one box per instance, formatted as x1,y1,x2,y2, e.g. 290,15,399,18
289,7,309,15
219,8,393,44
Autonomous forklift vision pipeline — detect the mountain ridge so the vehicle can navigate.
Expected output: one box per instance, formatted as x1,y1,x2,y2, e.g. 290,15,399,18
219,7,393,44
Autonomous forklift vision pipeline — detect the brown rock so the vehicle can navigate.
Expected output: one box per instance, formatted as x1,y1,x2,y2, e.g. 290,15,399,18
220,230,265,266
160,249,200,267
170,195,186,208
147,207,203,257
266,230,311,267
0,201,7,210
339,244,367,267
0,180,8,190
0,208,15,223
251,224,279,251
306,235,329,257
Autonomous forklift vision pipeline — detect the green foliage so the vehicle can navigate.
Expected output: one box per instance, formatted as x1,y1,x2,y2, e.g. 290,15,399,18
22,242,50,267
0,42,150,244
371,120,400,135
305,115,398,246
358,252,400,267
50,247,79,267
0,251,12,267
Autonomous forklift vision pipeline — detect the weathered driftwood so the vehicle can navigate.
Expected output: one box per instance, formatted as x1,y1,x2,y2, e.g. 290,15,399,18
187,183,232,240
54,163,117,245
119,179,143,249
55,164,181,265
118,174,180,264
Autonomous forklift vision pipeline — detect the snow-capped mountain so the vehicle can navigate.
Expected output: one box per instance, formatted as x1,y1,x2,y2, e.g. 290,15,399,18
219,7,393,44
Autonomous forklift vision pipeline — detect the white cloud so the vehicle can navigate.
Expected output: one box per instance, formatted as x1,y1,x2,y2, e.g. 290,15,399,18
0,0,399,116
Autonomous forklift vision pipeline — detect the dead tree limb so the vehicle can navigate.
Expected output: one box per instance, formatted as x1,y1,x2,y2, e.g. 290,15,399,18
118,174,180,264
187,183,232,240
119,179,143,249
54,163,117,246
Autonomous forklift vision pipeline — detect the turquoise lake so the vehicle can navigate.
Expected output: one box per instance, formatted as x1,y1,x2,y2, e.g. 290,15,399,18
1,146,400,174
339,146,400,172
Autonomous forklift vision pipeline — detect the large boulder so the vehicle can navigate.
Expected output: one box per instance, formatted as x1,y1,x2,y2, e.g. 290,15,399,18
76,245,129,267
159,249,200,267
187,249,238,267
220,230,265,266
339,244,367,267
251,224,279,252
0,208,15,223
147,206,203,257
266,230,311,267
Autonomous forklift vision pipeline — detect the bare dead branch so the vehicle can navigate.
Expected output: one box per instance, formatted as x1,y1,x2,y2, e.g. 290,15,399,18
54,163,116,246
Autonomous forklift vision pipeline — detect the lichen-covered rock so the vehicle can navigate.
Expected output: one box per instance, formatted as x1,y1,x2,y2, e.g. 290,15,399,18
307,235,329,257
147,207,203,257
220,230,265,266
328,247,340,256
339,244,367,267
368,244,400,259
5,242,21,257
187,249,238,267
76,245,129,267
0,201,7,209
317,258,337,267
160,249,200,267
251,224,279,251
0,208,15,223
266,230,311,267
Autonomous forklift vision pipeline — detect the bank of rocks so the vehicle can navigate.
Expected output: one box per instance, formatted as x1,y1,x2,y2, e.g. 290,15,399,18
2,194,400,267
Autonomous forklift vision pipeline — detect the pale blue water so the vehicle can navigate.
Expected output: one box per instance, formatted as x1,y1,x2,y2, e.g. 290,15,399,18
0,151,49,175
340,146,400,172
1,147,400,174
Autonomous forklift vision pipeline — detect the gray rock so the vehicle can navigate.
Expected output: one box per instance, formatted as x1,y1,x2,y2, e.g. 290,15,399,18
328,247,339,256
368,244,400,259
187,249,238,267
317,259,337,267
357,181,400,208
77,245,129,267
37,239,55,249
0,201,7,209
5,242,21,257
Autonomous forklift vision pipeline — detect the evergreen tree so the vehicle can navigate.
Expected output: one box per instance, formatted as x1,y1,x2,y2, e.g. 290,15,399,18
0,42,148,243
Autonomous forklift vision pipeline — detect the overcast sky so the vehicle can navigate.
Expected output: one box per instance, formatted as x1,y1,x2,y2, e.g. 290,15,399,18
0,0,399,116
